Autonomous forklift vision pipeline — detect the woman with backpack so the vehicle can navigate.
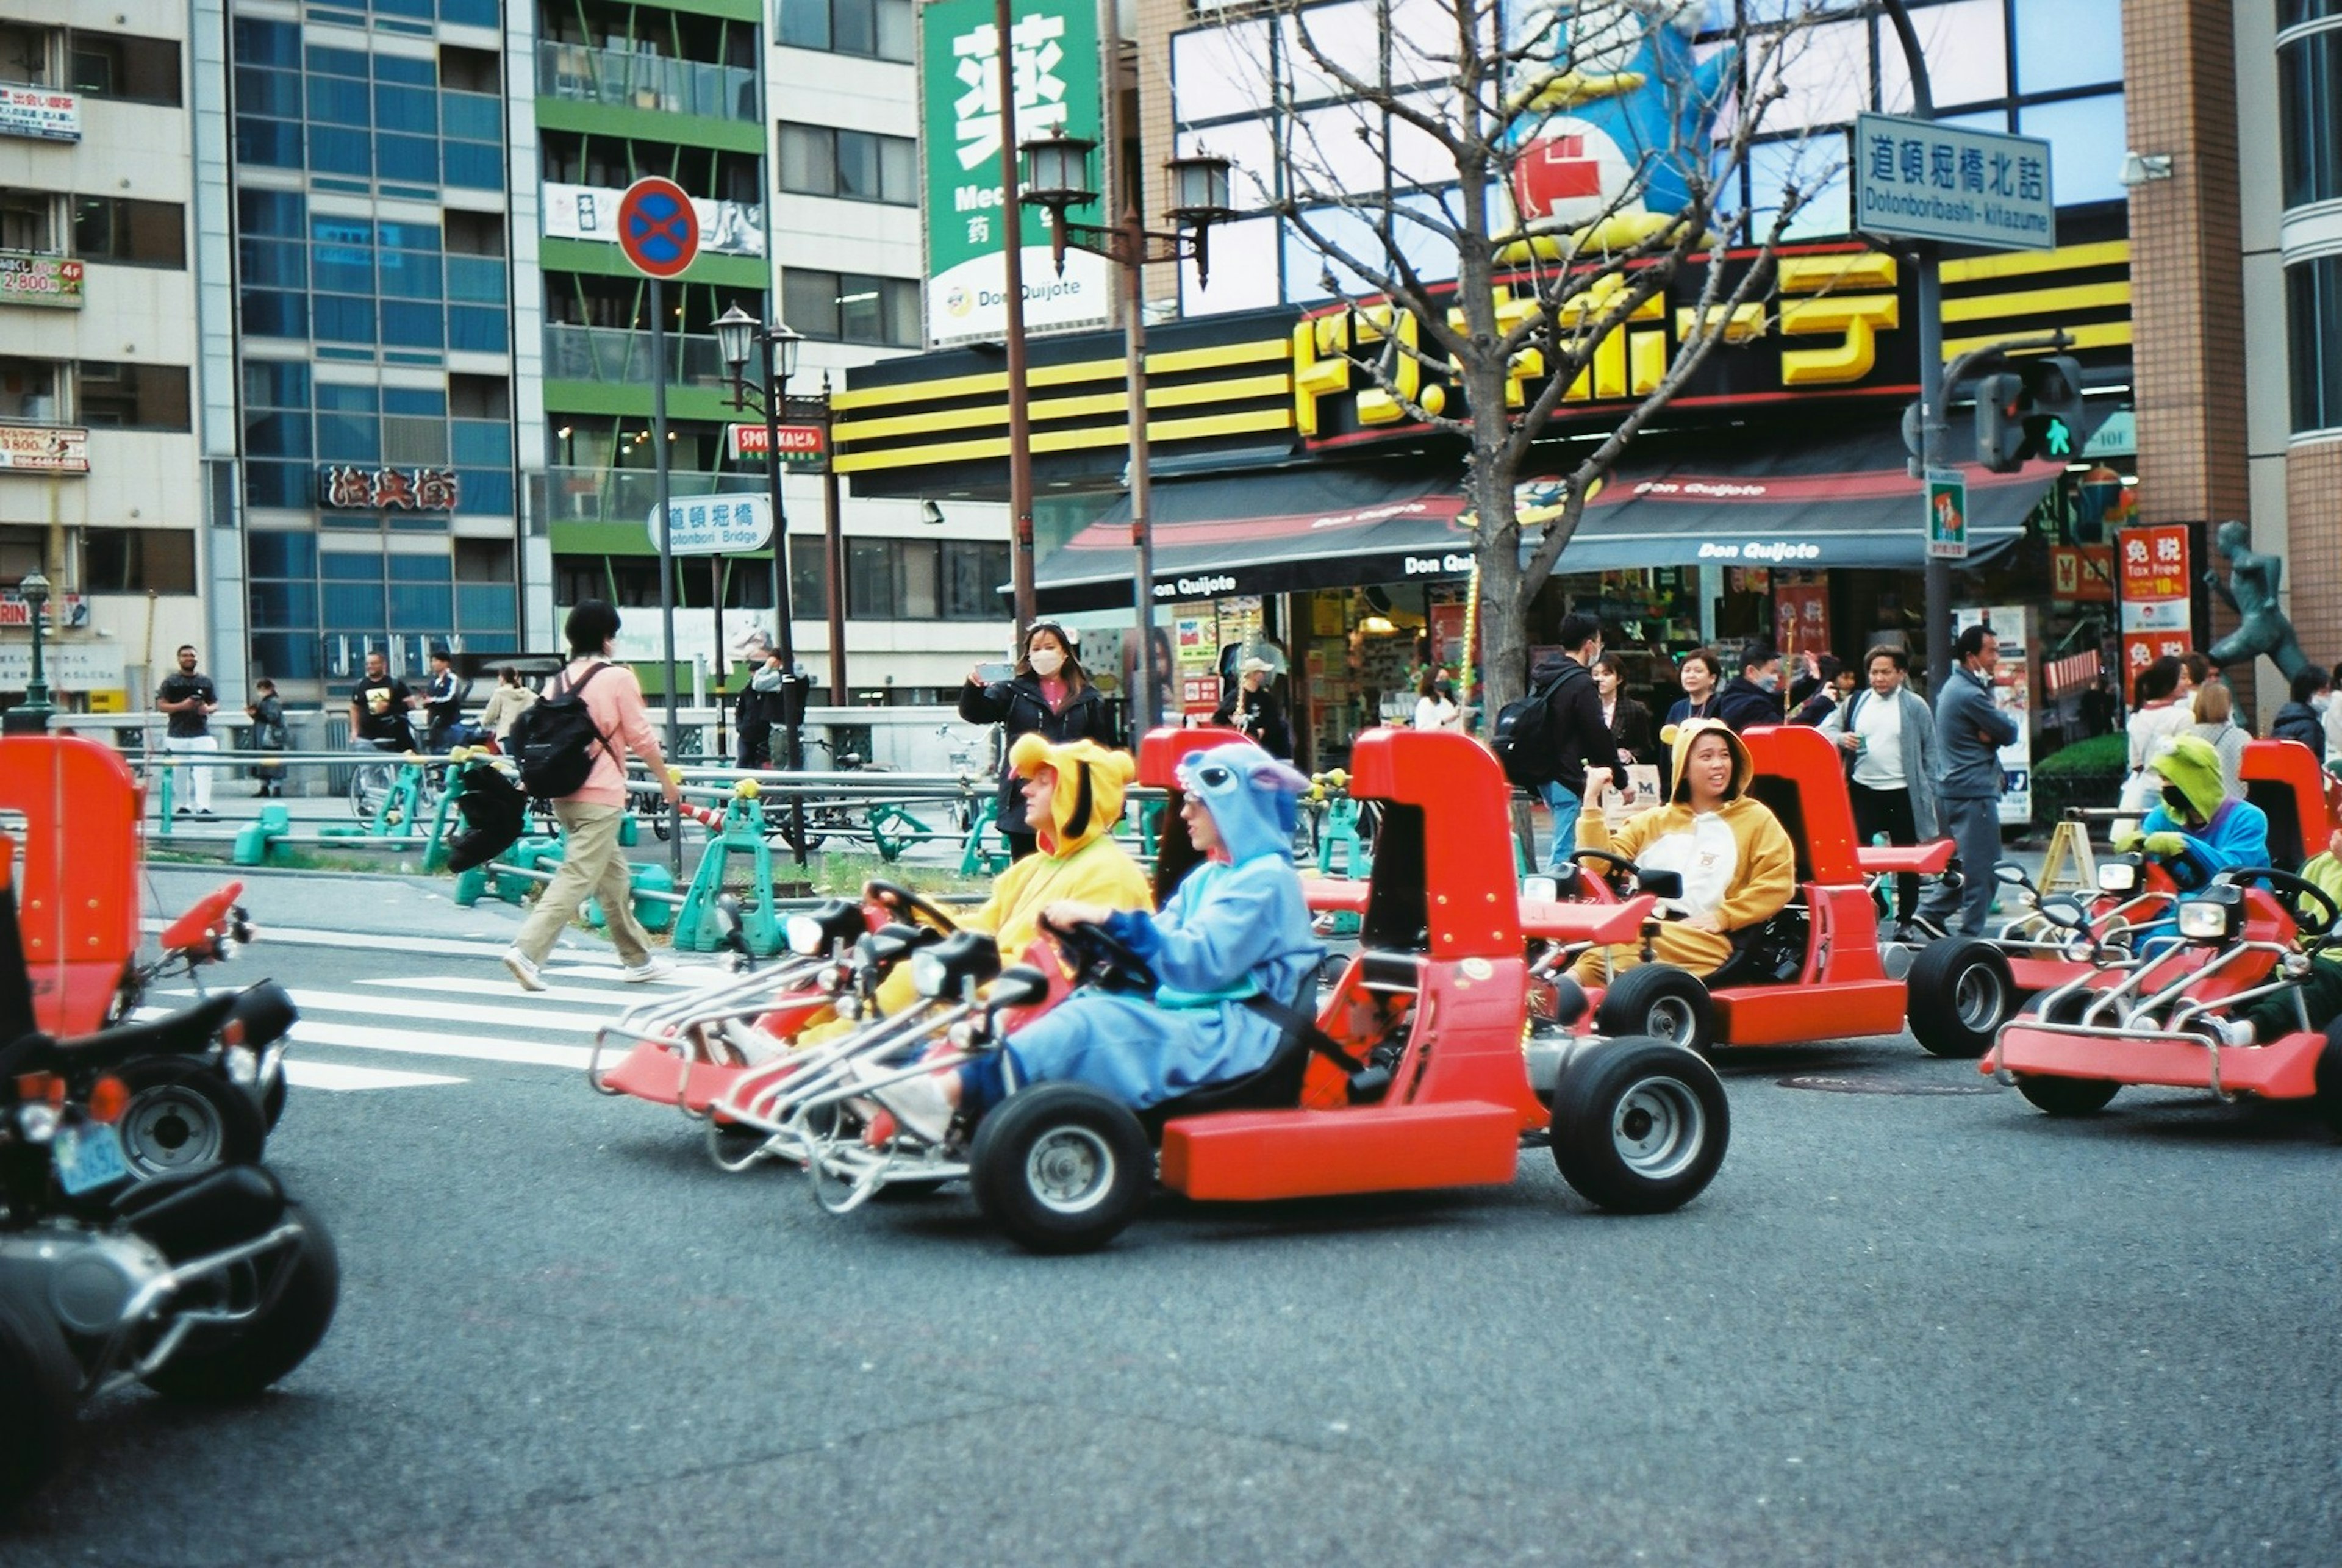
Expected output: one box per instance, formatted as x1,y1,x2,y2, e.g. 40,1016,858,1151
958,620,1110,861
503,600,682,993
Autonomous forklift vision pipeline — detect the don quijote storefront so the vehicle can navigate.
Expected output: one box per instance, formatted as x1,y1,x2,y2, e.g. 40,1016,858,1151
834,212,2137,769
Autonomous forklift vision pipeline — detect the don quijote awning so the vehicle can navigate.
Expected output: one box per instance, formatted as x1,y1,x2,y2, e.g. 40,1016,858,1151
1030,420,2068,610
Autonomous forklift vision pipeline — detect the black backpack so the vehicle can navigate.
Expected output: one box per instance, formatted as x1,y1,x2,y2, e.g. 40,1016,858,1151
1492,672,1564,789
507,662,615,800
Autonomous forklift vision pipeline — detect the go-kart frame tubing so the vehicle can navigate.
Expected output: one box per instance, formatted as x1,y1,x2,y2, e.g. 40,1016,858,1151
14,1215,308,1400
584,952,839,1106
786,1018,1003,1209
1986,892,2173,959
706,994,975,1167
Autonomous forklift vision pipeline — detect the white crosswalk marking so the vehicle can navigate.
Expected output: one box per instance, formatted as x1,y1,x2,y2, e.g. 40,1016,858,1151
288,1017,596,1072
162,985,611,1036
286,1060,465,1092
355,975,717,1006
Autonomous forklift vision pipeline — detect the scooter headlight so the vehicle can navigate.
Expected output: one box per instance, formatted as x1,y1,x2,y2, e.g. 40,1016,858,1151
2174,886,2243,943
2097,856,2143,895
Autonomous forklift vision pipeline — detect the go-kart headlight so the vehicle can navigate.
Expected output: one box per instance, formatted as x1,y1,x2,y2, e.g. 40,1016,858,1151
910,929,1003,1000
2097,856,2143,895
2174,886,2243,943
1520,875,1560,903
786,898,863,956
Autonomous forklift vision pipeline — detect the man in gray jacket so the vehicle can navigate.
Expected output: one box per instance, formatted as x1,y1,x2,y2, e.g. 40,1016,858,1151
1916,623,2020,937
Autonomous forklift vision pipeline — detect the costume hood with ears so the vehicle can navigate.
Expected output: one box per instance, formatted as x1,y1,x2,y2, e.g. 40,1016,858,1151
1175,741,1312,865
1008,734,1135,853
2147,734,2227,825
1664,717,1753,804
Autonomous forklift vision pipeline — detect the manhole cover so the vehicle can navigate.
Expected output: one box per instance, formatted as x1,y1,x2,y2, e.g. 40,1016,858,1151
1777,1074,2002,1096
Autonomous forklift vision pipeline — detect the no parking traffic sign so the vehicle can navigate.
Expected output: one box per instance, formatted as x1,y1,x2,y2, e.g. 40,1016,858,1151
616,176,699,279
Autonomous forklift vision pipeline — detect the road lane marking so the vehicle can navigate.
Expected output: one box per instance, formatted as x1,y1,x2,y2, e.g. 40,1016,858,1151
286,1060,466,1091
285,1018,597,1072
355,973,724,1006
160,986,609,1036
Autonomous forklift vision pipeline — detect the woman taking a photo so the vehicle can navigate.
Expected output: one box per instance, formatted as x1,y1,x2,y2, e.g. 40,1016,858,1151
959,620,1110,861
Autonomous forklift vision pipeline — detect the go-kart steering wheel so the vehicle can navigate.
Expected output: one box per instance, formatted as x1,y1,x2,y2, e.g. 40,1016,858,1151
1569,848,1640,878
1042,914,1158,995
2215,867,2340,937
864,879,959,934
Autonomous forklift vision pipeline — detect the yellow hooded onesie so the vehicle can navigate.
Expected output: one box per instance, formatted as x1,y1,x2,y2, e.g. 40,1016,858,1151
864,735,1151,1016
1572,718,1796,981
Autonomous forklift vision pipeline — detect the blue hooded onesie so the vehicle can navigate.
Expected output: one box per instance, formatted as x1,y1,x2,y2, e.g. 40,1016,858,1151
978,742,1322,1112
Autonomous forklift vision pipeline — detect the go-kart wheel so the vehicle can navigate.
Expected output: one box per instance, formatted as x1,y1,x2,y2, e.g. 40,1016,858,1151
970,1084,1151,1254
2013,1073,2119,1117
140,1200,339,1402
1592,964,1716,1056
1549,1036,1729,1214
1905,937,2018,1059
260,1065,288,1131
865,879,958,934
0,1276,77,1513
115,1059,266,1181
2313,1025,2342,1137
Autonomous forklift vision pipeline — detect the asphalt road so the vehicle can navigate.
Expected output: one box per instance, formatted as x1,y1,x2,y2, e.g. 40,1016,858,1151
5,866,2339,1566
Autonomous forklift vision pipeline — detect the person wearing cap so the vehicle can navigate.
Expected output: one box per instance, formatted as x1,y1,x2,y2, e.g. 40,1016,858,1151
959,619,1109,861
733,631,784,770
1212,654,1293,759
853,740,1319,1140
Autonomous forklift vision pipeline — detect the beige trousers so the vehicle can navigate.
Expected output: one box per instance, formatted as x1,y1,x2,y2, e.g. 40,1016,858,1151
512,800,653,967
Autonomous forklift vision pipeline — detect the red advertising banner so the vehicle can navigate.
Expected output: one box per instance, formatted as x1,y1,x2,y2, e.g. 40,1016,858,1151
2116,524,2190,604
728,422,827,465
2050,544,2115,602
2121,629,2191,682
1772,579,1830,657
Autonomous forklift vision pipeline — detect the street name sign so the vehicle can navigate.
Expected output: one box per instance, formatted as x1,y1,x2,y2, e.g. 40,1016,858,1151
648,493,773,555
1852,113,2056,253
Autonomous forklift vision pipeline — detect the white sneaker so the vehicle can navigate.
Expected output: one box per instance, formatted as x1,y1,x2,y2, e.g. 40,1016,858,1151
846,1058,955,1143
503,949,546,992
621,955,673,983
2216,1018,2257,1047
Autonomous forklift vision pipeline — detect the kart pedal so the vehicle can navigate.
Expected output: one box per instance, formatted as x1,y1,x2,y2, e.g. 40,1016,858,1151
862,1108,898,1148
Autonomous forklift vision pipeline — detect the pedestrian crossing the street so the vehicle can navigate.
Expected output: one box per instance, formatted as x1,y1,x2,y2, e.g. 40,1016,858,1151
139,922,731,1096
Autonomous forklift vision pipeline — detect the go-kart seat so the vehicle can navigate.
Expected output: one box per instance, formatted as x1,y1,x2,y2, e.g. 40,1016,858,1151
2245,776,2305,872
1701,908,1811,989
1136,975,1322,1137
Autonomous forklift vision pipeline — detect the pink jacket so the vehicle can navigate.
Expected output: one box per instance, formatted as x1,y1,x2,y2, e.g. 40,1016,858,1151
545,658,665,806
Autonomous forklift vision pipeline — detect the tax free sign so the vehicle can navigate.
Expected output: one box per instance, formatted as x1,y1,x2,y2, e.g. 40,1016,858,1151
920,0,1108,345
1851,113,2056,253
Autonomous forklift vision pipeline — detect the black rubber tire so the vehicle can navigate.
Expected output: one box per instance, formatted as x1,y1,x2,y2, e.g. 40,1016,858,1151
2014,1073,2121,1117
1550,1036,1730,1214
1906,937,2018,1059
115,1058,267,1181
0,1276,77,1514
140,1201,339,1402
2316,1026,2342,1137
1593,965,1716,1056
969,1084,1153,1254
260,1069,288,1132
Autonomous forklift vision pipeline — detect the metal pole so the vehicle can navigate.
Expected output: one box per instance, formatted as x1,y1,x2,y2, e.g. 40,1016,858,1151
1880,0,1951,695
996,0,1037,637
762,329,808,868
650,275,682,875
711,553,726,760
823,401,847,701
1122,211,1159,736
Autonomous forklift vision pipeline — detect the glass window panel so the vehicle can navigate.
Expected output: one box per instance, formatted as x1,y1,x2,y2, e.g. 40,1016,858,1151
237,118,303,167
448,306,506,351
306,46,369,78
376,246,442,299
376,55,435,87
309,74,371,126
779,123,836,195
310,230,374,293
454,468,514,514
246,529,316,576
250,632,321,681
441,141,503,190
2013,0,2122,95
837,274,884,343
444,255,506,303
387,554,451,582
382,412,448,462
376,0,434,21
248,579,318,627
835,130,882,199
234,19,301,68
240,289,308,338
322,553,382,580
243,462,310,509
374,83,435,132
310,126,372,176
245,410,312,457
897,540,939,620
790,536,825,619
451,418,510,465
440,92,500,141
238,190,306,236
325,584,383,626
1173,21,1274,123
376,134,439,184
2280,28,2342,208
779,0,831,51
235,66,302,116
2289,256,2342,434
783,268,842,338
1877,0,2007,113
833,0,877,56
877,0,914,62
457,584,514,630
846,538,892,617
382,387,444,415
245,360,312,407
1744,136,1850,240
1185,214,1278,315
238,237,307,288
317,410,381,460
2016,93,2124,206
317,384,378,412
440,0,499,26
879,134,917,203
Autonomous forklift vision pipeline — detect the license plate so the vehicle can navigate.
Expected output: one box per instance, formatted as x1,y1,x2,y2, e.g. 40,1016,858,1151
53,1122,131,1195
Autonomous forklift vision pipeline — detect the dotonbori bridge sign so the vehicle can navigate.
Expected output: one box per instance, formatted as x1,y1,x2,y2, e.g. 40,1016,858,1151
1851,112,2057,254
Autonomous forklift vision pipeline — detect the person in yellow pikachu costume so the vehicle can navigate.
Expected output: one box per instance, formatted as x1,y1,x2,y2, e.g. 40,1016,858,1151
862,734,1153,1018
1571,718,1796,983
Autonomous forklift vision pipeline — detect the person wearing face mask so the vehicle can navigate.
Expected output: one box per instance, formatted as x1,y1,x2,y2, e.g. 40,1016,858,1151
959,620,1109,861
1711,639,1786,732
1212,655,1292,759
502,599,683,993
2112,734,2268,894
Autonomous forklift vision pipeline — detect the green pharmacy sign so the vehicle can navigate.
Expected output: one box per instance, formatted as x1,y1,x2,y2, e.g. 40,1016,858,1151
919,0,1106,345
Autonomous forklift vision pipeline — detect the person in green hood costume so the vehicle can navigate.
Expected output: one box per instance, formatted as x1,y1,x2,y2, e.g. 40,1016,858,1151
2114,734,2268,892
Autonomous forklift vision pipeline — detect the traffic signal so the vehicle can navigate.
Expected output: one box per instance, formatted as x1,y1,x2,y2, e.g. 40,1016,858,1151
1974,372,2026,471
1972,354,2088,472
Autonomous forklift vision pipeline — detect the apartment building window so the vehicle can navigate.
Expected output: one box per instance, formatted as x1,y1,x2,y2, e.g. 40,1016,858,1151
0,189,54,252
2280,18,2342,209
782,268,919,347
83,528,196,595
778,123,916,204
814,537,1009,620
68,30,181,106
0,359,62,423
2290,254,2342,436
778,0,913,63
71,197,185,267
74,363,192,430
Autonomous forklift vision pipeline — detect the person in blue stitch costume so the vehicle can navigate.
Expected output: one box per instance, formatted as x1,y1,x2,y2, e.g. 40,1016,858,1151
858,742,1322,1141
1502,1,1737,257
2113,734,2269,894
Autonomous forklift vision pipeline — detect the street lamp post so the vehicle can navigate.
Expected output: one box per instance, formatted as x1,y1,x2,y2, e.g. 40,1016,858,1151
1017,132,1233,736
5,570,54,734
714,305,811,865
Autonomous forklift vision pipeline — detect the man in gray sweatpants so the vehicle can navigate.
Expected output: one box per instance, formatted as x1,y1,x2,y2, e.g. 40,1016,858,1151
1918,623,2020,937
